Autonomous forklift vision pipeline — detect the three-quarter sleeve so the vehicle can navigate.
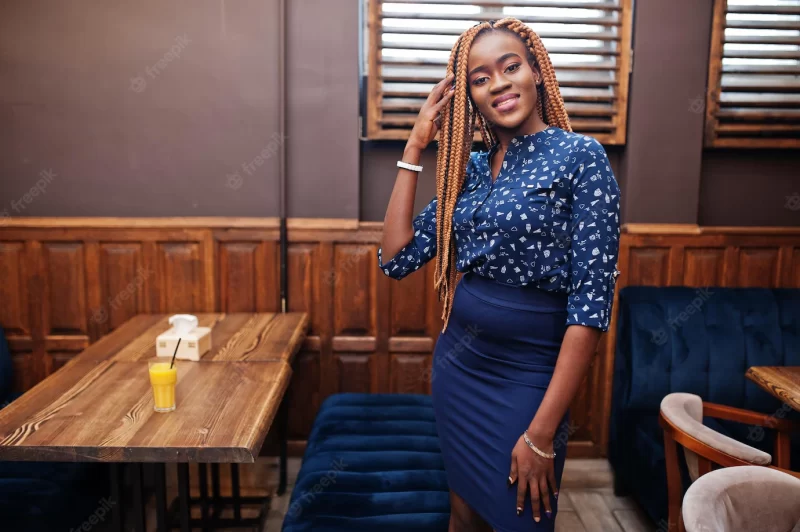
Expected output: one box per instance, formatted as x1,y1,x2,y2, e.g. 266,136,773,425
566,138,621,332
377,195,438,280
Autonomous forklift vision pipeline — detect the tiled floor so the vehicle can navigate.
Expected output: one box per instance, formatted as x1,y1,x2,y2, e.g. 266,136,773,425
262,457,655,532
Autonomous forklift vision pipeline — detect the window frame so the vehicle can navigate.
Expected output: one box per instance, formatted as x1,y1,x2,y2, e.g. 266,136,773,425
704,0,800,149
364,0,634,145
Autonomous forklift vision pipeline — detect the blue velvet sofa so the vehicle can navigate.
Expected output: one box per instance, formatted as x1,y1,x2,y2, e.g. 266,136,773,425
0,328,110,531
282,393,450,531
609,287,800,525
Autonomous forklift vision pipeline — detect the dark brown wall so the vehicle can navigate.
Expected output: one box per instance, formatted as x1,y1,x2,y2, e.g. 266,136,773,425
700,151,800,226
1,0,797,226
0,0,358,220
619,0,713,225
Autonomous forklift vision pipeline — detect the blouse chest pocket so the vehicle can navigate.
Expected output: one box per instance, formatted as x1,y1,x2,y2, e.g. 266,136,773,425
510,173,572,234
517,172,562,192
514,173,568,207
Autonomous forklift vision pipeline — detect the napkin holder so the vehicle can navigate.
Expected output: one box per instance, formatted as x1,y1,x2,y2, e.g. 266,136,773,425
155,314,212,361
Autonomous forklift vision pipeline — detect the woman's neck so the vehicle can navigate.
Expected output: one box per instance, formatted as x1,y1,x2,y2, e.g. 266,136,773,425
493,116,549,153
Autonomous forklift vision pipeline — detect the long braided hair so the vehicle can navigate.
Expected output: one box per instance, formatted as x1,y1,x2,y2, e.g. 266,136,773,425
434,18,572,332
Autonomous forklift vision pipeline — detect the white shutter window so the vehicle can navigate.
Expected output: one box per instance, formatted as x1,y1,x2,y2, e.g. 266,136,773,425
705,0,800,148
365,0,634,144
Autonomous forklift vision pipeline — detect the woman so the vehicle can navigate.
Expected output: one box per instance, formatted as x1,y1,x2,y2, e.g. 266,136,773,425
378,18,621,532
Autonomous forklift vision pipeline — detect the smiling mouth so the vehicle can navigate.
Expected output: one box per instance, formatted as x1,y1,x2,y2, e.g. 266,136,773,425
493,95,520,112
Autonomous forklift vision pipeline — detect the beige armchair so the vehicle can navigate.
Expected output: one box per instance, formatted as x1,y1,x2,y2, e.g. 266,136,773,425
659,392,800,531
682,466,800,532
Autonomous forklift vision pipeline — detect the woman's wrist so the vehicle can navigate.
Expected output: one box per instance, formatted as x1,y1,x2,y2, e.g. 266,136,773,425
528,419,557,442
403,140,425,159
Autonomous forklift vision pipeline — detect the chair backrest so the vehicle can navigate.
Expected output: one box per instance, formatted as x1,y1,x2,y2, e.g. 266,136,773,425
682,466,800,532
660,393,771,481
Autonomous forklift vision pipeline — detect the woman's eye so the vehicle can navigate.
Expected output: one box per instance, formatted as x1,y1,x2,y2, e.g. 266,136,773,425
472,77,488,86
506,63,521,73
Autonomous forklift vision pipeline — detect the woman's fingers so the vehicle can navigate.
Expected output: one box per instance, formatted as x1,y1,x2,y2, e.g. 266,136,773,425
428,73,454,103
515,475,528,517
432,87,455,113
539,476,552,520
508,456,518,486
548,466,559,500
529,479,542,522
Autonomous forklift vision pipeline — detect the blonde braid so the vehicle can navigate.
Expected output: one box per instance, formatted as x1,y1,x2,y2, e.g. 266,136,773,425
434,18,571,332
434,22,488,332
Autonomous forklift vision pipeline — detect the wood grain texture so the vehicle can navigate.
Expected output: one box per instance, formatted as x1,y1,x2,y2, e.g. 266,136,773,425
745,366,800,412
0,360,291,463
107,313,308,364
2,220,799,458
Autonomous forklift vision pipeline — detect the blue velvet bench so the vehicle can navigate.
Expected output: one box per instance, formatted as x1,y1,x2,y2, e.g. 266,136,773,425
281,393,450,532
609,287,800,526
0,328,110,531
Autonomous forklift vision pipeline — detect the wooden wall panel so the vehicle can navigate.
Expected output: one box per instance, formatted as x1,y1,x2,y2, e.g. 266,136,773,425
97,243,146,333
333,353,374,394
217,239,280,314
158,243,202,313
736,248,779,288
218,242,261,312
285,351,320,441
1,221,798,460
392,353,430,395
0,242,29,337
43,242,87,336
287,244,318,333
391,266,429,338
627,247,671,286
683,248,725,287
10,354,36,393
333,244,376,337
790,248,800,288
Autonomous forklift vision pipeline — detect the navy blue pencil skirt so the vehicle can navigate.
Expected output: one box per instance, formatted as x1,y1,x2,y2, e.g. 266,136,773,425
431,272,571,532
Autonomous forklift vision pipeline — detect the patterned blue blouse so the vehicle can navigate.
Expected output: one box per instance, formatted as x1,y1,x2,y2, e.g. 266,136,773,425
377,127,621,332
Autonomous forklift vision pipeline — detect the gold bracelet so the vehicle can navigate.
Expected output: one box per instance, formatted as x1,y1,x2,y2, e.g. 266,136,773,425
523,430,556,459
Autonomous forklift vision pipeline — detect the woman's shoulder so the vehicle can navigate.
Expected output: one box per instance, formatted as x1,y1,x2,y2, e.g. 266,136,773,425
555,128,607,155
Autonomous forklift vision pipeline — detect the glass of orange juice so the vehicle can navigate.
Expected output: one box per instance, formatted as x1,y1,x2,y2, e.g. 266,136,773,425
148,360,177,412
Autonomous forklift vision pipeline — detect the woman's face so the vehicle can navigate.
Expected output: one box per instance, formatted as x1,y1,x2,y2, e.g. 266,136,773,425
466,31,541,133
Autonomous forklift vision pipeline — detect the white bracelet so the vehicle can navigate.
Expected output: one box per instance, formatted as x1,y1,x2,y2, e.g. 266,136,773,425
397,160,423,172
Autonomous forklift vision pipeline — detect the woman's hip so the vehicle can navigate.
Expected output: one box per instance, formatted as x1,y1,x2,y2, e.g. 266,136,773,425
435,273,568,378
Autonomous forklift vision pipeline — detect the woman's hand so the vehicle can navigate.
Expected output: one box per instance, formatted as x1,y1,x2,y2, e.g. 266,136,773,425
406,73,456,151
508,432,557,523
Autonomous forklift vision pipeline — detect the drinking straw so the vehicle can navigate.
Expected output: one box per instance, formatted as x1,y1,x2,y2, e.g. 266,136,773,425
170,338,181,369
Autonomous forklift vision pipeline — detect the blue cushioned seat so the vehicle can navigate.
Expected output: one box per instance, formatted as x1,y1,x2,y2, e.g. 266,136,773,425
0,327,111,531
609,287,800,526
282,393,450,532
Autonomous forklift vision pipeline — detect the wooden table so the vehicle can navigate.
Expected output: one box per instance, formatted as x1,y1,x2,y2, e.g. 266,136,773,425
746,366,800,412
0,312,308,531
80,312,309,365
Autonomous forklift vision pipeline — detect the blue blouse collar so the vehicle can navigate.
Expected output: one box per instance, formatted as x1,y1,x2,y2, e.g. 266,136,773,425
486,126,562,160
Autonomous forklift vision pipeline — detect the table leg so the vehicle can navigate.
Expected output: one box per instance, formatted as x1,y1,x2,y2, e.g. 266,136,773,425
178,463,191,532
231,463,242,521
277,395,289,496
131,463,147,532
211,463,221,521
155,463,169,532
199,463,210,532
110,463,124,532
